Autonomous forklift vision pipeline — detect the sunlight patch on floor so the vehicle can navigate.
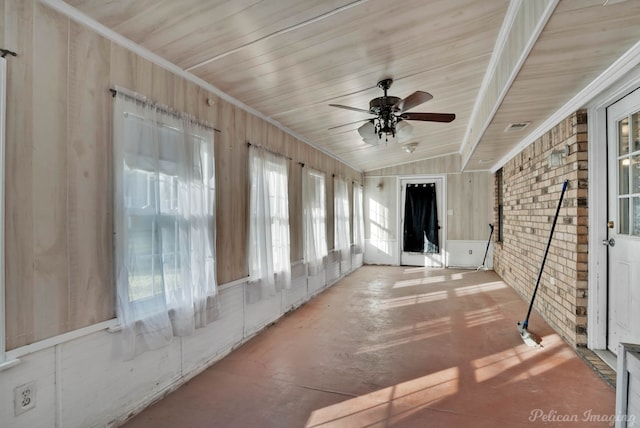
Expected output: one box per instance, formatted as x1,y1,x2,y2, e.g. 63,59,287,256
355,317,451,354
392,276,447,288
378,290,448,309
305,367,459,428
471,334,572,384
454,281,507,296
464,307,504,328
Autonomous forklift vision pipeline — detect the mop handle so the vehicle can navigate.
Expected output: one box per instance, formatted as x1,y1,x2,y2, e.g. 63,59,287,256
523,179,569,326
481,223,494,266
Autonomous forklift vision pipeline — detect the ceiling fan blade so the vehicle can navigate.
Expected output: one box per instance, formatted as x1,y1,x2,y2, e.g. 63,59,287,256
394,91,433,113
328,118,372,130
329,104,371,114
401,112,456,123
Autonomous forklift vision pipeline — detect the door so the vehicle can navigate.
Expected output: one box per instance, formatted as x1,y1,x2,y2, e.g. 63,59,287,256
400,178,444,267
606,91,640,354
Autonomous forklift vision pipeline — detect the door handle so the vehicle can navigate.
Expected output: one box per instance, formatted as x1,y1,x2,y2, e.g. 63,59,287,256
602,238,615,247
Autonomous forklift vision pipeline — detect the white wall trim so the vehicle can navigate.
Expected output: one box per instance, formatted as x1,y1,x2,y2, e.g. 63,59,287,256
587,105,609,350
462,0,559,171
491,38,640,173
7,319,119,360
4,279,246,362
38,0,362,173
218,276,250,291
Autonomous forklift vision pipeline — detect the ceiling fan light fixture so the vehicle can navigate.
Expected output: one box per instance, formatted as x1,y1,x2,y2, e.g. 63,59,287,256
358,118,413,145
358,121,378,145
396,121,413,142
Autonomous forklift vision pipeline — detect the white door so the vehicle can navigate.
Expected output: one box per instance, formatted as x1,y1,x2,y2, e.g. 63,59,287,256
400,178,444,267
606,91,640,354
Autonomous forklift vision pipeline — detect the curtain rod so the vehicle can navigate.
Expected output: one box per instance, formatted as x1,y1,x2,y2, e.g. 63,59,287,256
0,49,17,58
110,88,220,133
247,141,292,161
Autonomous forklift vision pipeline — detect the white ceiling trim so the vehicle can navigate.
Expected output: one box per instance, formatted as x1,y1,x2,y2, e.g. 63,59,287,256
461,0,559,172
185,0,370,72
39,0,363,172
459,0,522,157
363,151,460,174
491,37,640,173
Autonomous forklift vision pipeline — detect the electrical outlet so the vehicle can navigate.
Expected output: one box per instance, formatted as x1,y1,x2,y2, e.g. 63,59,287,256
468,249,473,255
14,382,36,416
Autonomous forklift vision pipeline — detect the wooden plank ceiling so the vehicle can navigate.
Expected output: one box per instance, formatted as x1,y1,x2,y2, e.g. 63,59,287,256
65,0,640,172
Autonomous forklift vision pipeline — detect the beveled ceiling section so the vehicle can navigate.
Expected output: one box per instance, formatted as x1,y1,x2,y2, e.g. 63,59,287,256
465,0,640,171
62,0,640,172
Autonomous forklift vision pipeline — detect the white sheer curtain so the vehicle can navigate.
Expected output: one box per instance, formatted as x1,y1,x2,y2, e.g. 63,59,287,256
113,91,217,359
247,146,291,302
353,184,364,254
334,177,351,261
303,167,328,275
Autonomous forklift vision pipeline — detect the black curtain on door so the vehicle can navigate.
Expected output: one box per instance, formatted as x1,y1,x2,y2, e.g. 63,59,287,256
403,183,439,253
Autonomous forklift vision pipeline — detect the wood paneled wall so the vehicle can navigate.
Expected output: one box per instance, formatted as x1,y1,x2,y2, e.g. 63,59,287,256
1,1,361,350
446,172,493,241
364,154,493,241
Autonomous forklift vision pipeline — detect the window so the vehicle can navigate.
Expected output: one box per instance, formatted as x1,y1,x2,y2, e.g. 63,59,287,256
616,113,640,235
113,90,216,359
353,184,364,254
247,146,291,300
334,177,351,260
303,167,328,275
497,168,504,242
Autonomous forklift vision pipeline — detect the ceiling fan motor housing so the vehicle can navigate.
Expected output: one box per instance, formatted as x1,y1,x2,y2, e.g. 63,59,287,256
369,96,401,114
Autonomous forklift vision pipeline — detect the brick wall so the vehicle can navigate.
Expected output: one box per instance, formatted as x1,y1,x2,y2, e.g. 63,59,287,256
494,110,588,347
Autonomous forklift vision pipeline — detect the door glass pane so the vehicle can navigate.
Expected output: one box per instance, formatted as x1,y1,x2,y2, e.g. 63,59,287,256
633,197,640,236
619,117,630,155
619,159,630,195
633,154,640,194
620,198,629,235
634,112,640,151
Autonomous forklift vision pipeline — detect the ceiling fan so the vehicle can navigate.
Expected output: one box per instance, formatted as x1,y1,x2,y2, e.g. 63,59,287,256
329,78,455,144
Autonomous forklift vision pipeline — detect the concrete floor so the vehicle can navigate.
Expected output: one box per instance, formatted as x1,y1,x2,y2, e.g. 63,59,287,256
122,266,615,427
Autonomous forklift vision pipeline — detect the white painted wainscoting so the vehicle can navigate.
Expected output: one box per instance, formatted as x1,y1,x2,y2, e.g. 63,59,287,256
0,250,360,428
363,239,493,269
446,240,494,269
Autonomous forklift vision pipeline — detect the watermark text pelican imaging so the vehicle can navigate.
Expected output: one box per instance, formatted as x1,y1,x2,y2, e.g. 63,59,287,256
529,409,636,426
